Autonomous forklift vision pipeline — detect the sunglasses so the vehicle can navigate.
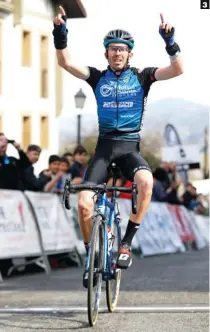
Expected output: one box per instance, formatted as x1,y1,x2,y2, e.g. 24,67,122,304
107,46,129,53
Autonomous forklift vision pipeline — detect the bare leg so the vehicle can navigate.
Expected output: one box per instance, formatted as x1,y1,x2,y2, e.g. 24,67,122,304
117,170,153,268
129,169,153,224
78,191,95,243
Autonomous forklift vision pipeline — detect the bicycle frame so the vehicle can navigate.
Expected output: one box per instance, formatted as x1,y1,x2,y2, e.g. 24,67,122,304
85,190,121,280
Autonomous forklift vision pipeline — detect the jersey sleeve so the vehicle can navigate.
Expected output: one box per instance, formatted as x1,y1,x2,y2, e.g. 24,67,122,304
137,67,158,92
85,66,103,90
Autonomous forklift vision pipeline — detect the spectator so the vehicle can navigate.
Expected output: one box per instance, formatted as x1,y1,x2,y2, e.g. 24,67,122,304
0,133,30,190
151,175,168,202
41,155,63,193
62,152,74,169
152,171,182,204
153,166,171,190
57,156,71,193
182,184,205,213
168,162,177,182
22,145,50,191
182,183,197,208
70,145,87,184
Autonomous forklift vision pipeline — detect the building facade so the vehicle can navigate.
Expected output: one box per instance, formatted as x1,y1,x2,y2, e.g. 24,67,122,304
0,0,86,171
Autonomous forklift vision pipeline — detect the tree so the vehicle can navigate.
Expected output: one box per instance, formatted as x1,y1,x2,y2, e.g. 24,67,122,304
140,131,163,171
82,135,97,157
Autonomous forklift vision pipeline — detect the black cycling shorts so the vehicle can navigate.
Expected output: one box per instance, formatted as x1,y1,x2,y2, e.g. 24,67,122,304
83,139,151,184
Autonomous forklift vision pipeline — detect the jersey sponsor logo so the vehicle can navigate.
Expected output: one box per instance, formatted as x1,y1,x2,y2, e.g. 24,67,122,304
100,84,138,98
100,85,114,97
103,101,134,108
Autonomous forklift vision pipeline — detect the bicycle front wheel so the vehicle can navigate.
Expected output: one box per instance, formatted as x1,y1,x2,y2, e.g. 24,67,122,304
88,214,104,327
106,219,122,313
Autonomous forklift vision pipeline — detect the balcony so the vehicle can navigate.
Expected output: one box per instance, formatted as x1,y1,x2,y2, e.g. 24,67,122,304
0,0,13,17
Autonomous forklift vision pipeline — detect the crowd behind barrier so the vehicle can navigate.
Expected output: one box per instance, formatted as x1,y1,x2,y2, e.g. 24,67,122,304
0,189,209,282
0,134,209,217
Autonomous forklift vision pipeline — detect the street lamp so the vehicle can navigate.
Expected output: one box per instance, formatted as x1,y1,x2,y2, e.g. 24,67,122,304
74,88,86,145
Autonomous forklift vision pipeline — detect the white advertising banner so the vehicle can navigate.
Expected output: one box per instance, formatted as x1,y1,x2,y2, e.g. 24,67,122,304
136,202,186,256
25,191,78,252
180,207,206,249
0,190,41,258
194,214,209,245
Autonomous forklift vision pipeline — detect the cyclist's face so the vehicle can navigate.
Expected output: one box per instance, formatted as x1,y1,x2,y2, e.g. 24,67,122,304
106,43,133,70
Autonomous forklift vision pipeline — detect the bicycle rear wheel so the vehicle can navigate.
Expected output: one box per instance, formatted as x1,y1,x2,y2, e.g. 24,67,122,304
106,219,122,312
88,214,104,327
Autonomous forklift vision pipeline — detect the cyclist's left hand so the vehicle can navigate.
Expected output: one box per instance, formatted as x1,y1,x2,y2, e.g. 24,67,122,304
159,13,175,45
159,13,172,33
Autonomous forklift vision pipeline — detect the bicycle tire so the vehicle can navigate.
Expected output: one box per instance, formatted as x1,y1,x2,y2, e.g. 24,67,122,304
87,214,104,327
106,219,122,313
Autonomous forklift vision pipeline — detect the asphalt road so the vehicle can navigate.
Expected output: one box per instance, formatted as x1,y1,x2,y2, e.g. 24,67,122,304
0,248,209,332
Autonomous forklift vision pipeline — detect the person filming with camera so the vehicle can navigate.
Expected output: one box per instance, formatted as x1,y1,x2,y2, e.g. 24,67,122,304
0,133,31,190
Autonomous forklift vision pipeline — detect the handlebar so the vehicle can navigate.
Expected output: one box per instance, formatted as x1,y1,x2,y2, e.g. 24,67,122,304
63,179,138,214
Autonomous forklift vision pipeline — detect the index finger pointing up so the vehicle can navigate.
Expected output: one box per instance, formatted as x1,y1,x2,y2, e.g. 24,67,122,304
59,6,66,16
160,13,165,24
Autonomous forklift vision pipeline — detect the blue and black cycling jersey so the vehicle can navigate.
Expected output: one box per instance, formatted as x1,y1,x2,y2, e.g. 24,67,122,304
86,66,158,141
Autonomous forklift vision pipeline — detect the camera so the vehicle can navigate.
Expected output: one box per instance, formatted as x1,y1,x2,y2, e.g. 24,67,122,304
7,139,15,144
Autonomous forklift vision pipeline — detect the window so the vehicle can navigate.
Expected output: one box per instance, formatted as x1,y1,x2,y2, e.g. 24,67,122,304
40,116,49,149
22,116,31,149
40,35,48,98
41,68,48,98
22,31,31,67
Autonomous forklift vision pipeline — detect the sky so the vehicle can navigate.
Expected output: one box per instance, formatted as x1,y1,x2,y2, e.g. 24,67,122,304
60,0,210,118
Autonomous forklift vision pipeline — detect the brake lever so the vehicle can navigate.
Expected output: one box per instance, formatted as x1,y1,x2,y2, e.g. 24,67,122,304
63,178,71,210
132,182,137,214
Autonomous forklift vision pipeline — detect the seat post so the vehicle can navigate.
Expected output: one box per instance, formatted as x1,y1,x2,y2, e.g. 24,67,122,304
110,163,118,186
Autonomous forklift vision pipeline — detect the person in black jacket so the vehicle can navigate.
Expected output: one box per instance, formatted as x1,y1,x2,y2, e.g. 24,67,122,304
22,145,51,191
0,133,31,190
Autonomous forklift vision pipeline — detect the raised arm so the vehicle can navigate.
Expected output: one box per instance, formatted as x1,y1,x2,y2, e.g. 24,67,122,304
53,6,89,80
155,13,184,81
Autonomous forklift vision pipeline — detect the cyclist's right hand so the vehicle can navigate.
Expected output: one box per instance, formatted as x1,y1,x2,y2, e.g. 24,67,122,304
53,6,68,50
53,6,66,26
53,6,89,80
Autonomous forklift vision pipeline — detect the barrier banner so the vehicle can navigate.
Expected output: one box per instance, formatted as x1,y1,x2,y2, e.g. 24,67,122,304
0,190,41,258
194,214,209,245
25,191,78,252
119,200,185,255
167,204,195,242
135,202,185,256
180,207,206,249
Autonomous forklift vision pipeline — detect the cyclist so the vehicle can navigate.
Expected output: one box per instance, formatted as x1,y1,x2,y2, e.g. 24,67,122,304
53,6,183,286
